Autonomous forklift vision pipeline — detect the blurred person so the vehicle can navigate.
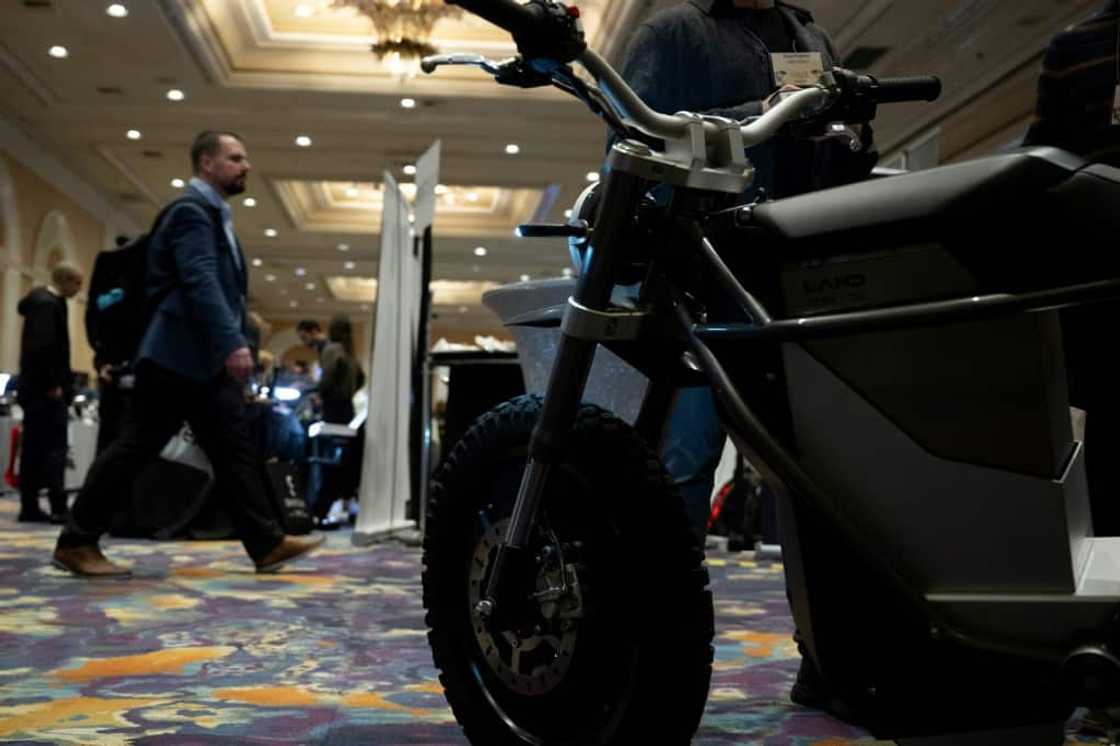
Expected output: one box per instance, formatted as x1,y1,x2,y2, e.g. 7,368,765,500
613,0,873,713
1024,0,1120,166
296,319,327,357
85,236,135,456
16,263,84,523
1024,0,1120,532
52,130,323,577
314,315,365,527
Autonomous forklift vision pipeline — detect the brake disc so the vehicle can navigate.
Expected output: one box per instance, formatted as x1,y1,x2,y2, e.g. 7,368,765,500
469,517,583,696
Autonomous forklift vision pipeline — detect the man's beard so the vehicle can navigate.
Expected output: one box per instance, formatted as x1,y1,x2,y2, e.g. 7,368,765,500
223,175,247,196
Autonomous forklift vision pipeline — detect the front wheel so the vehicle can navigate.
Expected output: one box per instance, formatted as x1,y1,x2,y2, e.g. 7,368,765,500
423,395,714,745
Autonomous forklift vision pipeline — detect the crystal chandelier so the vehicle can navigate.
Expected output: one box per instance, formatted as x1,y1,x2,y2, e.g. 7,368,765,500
329,0,462,77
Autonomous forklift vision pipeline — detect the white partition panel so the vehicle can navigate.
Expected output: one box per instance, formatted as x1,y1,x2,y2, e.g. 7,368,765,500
354,143,439,542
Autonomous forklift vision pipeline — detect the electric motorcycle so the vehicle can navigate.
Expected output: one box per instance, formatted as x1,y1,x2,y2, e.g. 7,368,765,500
419,2,1120,743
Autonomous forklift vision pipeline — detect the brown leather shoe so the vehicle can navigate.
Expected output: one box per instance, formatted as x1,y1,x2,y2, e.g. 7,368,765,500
52,545,132,577
255,534,325,574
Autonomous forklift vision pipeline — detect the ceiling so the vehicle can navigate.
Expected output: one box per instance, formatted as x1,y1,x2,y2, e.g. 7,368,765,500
0,0,1103,340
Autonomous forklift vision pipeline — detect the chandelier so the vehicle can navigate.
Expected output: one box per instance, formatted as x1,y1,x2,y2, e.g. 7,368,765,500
328,0,462,77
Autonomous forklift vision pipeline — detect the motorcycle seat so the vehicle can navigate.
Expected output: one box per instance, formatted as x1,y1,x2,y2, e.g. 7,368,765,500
748,147,1120,294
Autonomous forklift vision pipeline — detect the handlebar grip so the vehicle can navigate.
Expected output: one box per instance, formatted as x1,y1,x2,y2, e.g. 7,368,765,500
447,0,542,37
869,75,942,104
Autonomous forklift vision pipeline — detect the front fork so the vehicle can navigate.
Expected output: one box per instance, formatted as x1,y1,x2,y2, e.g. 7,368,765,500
478,164,647,625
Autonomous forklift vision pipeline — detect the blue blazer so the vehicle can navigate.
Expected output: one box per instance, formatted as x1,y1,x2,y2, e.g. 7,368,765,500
136,187,249,382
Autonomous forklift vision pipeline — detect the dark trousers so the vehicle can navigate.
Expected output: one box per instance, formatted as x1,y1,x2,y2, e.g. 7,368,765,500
314,398,358,520
58,363,284,562
94,379,131,456
18,394,69,516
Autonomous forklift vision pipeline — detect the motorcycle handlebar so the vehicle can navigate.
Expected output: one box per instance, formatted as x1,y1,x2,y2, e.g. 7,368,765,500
446,0,542,37
867,75,942,104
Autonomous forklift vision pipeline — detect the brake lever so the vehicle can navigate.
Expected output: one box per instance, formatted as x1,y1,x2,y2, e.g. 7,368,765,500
421,53,554,89
421,53,510,76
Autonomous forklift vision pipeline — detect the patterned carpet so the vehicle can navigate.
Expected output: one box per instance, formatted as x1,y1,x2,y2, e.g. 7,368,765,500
0,495,1102,745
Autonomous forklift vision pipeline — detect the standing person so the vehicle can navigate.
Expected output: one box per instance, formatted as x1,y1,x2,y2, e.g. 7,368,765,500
1023,0,1120,166
85,236,135,456
318,316,360,426
52,130,322,577
16,263,84,523
296,320,328,361
313,315,364,526
616,0,872,542
613,0,872,711
1024,0,1120,533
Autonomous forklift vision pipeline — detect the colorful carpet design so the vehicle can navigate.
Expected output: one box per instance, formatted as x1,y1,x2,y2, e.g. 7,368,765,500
0,495,1103,744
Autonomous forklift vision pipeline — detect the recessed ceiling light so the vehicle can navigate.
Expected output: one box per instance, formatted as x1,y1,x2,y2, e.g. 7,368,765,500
294,3,314,17
408,214,416,224
170,178,185,188
586,171,600,182
400,98,416,109
166,89,185,102
243,197,257,207
520,274,530,282
473,246,488,257
403,164,417,176
345,187,360,198
251,258,263,267
264,228,278,237
467,192,479,202
458,306,468,314
344,261,356,270
126,129,142,140
564,209,573,219
290,300,299,308
562,267,574,278
435,184,449,195
337,243,350,252
48,46,69,59
295,135,312,147
305,282,316,291
265,274,277,282
294,267,307,276
106,4,128,18
505,143,520,155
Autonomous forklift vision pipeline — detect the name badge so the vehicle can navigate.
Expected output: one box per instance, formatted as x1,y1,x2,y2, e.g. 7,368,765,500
772,52,826,87
1112,84,1120,127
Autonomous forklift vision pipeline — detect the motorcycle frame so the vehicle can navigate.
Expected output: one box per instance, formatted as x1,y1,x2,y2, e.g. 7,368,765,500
481,138,1120,667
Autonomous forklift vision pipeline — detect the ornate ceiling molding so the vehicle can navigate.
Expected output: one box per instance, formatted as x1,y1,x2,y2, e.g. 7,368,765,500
164,0,618,96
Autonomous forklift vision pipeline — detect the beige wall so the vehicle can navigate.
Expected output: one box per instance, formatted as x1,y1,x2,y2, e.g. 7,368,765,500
0,151,106,383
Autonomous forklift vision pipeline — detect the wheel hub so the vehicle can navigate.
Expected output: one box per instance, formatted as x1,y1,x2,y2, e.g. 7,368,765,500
469,518,584,695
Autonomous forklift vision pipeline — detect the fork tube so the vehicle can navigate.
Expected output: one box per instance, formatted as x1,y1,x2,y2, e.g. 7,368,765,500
482,164,646,611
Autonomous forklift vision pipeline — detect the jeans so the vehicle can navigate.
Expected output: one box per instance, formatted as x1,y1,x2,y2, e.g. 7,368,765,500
660,387,726,542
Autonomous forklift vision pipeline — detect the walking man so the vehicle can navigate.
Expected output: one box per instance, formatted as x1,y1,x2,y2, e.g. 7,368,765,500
53,130,322,576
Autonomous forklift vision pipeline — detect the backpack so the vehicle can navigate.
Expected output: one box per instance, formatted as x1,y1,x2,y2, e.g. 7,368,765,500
85,195,218,370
